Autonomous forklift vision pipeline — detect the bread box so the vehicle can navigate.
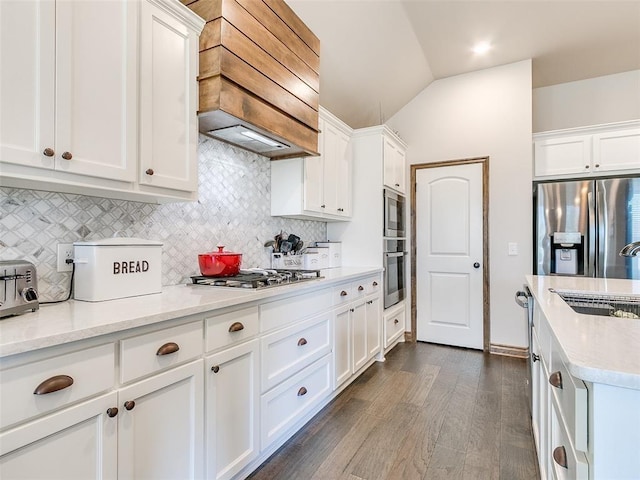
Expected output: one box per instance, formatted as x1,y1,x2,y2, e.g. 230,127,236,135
315,242,342,268
73,238,162,302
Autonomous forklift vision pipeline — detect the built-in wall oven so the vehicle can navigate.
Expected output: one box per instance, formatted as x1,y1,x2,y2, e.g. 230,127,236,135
383,239,406,309
384,189,405,238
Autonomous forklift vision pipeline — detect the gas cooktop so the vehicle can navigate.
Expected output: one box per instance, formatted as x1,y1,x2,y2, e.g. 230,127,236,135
190,268,322,289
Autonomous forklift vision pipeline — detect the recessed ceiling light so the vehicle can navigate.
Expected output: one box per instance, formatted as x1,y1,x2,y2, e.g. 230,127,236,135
472,42,491,55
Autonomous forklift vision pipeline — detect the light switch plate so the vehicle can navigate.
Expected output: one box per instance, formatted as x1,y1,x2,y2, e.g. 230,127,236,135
508,242,518,256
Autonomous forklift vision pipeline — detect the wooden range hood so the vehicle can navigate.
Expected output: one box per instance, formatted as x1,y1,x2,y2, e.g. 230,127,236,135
182,0,320,159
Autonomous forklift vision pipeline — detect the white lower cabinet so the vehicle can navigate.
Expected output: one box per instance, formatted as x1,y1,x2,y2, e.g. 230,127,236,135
117,360,204,480
0,392,118,479
333,279,382,390
383,303,405,349
531,298,640,479
0,272,386,480
260,354,332,450
205,339,259,480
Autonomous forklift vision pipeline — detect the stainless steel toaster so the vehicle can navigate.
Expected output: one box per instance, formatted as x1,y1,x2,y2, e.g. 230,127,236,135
0,260,39,318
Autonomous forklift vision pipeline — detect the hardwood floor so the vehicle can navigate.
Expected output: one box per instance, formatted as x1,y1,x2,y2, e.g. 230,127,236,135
248,342,540,480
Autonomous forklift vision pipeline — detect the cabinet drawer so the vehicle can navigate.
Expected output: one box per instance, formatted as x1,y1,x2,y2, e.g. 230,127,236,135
261,312,331,392
0,343,115,430
384,306,405,347
332,284,353,306
548,340,588,452
260,288,332,332
550,399,589,480
206,306,259,352
120,320,203,384
363,275,381,295
261,354,332,450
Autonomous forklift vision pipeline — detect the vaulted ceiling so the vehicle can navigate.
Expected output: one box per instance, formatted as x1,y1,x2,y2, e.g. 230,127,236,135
287,1,640,129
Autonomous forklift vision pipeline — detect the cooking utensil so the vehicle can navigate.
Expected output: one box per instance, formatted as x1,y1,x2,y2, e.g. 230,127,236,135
280,241,293,254
287,234,300,250
198,246,242,277
293,240,304,254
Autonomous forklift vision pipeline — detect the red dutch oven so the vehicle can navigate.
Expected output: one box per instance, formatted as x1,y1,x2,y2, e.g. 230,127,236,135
198,246,242,277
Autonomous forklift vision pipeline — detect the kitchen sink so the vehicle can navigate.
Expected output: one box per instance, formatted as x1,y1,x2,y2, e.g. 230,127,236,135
552,289,640,319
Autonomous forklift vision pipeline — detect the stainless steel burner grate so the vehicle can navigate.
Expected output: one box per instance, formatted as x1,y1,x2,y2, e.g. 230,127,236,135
190,269,322,289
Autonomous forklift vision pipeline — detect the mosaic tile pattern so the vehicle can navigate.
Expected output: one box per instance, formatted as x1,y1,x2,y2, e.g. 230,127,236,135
0,136,327,300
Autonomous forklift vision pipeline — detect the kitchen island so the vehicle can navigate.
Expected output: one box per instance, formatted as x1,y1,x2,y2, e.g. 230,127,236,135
0,266,395,480
525,274,640,480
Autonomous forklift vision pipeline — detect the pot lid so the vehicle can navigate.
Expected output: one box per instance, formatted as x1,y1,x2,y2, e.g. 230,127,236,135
201,246,241,256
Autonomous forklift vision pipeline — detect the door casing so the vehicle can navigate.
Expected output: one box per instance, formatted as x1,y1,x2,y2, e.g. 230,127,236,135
409,157,490,352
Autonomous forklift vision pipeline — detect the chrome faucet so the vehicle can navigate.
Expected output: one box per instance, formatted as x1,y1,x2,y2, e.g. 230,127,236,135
619,241,640,257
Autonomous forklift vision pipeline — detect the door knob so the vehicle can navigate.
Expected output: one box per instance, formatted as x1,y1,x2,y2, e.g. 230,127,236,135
473,262,480,269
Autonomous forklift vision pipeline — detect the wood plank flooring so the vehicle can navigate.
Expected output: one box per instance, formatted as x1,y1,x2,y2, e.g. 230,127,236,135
248,342,540,480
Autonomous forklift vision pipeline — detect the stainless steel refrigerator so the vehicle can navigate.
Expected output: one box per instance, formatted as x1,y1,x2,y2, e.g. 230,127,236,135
534,176,640,280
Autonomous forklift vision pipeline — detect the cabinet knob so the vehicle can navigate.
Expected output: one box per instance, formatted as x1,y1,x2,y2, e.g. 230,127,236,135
146,168,154,176
297,386,308,396
531,353,540,363
228,322,245,333
33,375,74,395
594,164,600,168
366,300,373,305
394,319,399,324
350,308,355,313
372,281,378,287
358,285,364,292
338,208,344,212
549,371,563,389
395,183,400,187
106,407,119,418
43,147,55,157
156,342,180,356
61,151,73,160
585,165,590,169
124,400,136,411
552,446,568,469
321,204,326,209
297,338,308,346
211,365,220,373
340,290,348,297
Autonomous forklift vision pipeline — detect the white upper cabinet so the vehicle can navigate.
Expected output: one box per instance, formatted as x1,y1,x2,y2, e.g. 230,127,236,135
383,136,406,195
0,0,55,170
139,0,200,193
271,106,353,222
1,0,136,181
533,121,640,179
0,0,204,203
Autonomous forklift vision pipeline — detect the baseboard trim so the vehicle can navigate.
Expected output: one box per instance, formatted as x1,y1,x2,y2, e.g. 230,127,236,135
490,343,528,359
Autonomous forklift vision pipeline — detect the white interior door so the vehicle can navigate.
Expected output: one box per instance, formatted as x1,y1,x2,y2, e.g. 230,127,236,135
416,163,484,349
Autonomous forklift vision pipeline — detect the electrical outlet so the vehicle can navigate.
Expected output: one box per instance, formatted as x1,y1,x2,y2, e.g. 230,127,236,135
57,243,74,272
508,242,519,256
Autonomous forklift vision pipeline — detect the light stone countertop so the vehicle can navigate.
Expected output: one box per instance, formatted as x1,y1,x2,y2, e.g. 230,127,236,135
526,275,640,390
0,267,382,359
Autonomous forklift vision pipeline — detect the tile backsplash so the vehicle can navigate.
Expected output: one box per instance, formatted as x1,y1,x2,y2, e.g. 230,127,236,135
0,136,326,301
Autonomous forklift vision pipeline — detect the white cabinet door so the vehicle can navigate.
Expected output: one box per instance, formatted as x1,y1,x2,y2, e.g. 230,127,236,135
205,340,259,480
351,301,368,372
322,119,340,215
54,0,137,182
139,0,199,192
118,360,203,480
333,305,351,389
333,127,352,217
304,117,325,214
365,295,381,359
592,128,640,173
534,135,592,178
383,136,406,194
0,0,55,169
0,392,118,480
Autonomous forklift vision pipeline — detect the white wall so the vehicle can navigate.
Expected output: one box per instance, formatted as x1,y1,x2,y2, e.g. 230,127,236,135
533,70,640,132
387,60,532,348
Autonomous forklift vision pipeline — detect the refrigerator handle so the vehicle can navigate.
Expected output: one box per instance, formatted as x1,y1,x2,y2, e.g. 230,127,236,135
587,191,596,276
596,186,607,278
